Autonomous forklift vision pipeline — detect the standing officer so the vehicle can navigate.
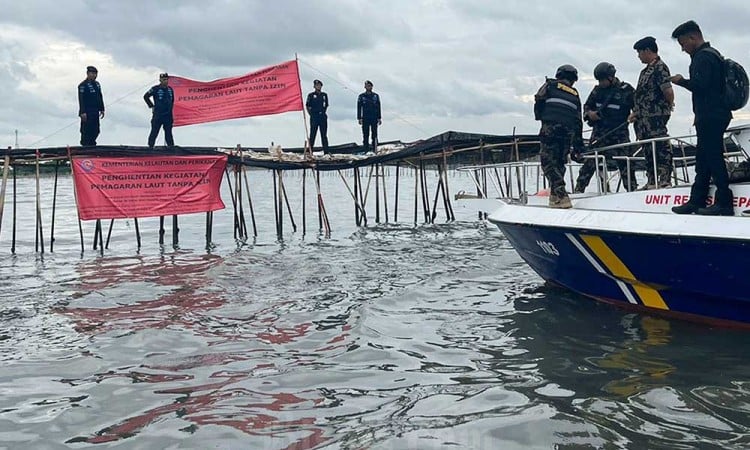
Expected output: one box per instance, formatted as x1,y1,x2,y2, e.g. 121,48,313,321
143,73,175,148
357,80,381,153
78,66,105,146
534,65,585,208
575,62,637,193
629,36,675,189
670,20,734,215
306,79,329,154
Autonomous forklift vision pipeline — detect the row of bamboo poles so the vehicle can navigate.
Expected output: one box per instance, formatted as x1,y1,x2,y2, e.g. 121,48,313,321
0,140,535,254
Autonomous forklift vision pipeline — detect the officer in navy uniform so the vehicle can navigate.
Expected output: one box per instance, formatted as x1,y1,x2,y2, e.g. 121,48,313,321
306,79,329,154
143,73,175,148
78,66,105,146
357,80,382,152
574,62,637,193
534,64,585,208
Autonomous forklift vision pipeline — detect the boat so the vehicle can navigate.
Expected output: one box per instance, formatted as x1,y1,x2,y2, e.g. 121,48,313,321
459,124,750,327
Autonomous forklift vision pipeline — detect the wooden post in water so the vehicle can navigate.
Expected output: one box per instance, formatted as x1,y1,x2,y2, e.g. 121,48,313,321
224,166,240,240
105,219,114,249
413,163,419,225
279,171,297,233
242,166,257,237
66,147,84,254
134,218,141,250
394,162,400,223
375,164,381,223
35,150,44,253
11,160,16,254
159,216,165,245
381,164,389,223
172,215,179,248
302,168,307,234
0,148,10,242
49,160,59,252
277,169,284,237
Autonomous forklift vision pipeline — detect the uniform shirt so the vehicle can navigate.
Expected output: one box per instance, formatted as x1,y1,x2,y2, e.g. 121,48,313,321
78,79,105,115
306,90,329,116
143,85,175,116
357,91,381,121
634,57,672,119
672,42,731,122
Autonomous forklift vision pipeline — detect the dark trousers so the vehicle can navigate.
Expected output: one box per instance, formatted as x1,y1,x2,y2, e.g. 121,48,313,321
80,111,101,146
148,114,174,148
362,120,378,150
690,116,732,207
309,114,328,151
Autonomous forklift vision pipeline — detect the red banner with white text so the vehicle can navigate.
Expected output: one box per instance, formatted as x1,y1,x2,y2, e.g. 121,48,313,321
72,155,227,220
171,60,303,126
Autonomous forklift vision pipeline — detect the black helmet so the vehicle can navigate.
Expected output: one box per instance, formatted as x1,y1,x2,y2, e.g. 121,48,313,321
555,64,578,82
593,62,616,80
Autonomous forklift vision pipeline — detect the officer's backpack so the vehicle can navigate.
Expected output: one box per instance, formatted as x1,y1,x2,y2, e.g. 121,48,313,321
703,47,749,111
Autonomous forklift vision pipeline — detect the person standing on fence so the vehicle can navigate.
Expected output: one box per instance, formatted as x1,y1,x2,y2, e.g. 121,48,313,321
574,62,637,193
534,64,585,209
357,80,381,153
628,36,675,189
670,21,734,215
143,73,175,148
306,79,329,154
78,66,105,146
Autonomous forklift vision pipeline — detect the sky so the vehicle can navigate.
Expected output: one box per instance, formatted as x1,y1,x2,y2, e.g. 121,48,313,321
1,0,749,150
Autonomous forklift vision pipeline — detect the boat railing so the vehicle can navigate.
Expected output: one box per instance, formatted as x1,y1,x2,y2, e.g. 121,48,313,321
456,128,749,204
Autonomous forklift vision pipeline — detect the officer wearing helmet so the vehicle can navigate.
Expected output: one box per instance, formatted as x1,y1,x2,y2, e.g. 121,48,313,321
574,62,637,193
533,64,585,208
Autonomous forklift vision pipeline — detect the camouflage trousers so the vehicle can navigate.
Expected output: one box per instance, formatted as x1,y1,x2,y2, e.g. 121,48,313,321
539,122,574,198
634,115,672,186
575,131,637,192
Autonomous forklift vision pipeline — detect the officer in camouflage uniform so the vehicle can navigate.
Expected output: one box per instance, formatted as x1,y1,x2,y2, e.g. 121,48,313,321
575,62,637,193
534,64,584,208
629,36,675,188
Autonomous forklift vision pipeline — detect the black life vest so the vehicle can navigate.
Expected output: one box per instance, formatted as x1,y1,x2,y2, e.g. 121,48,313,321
591,81,632,130
540,80,581,128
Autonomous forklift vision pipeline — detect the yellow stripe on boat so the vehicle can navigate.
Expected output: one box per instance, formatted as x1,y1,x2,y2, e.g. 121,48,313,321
581,235,669,310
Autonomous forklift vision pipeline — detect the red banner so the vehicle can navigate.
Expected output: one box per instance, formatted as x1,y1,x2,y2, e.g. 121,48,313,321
171,60,303,126
72,155,227,220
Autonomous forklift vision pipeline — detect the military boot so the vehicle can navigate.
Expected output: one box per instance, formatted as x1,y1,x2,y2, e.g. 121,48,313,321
549,194,572,209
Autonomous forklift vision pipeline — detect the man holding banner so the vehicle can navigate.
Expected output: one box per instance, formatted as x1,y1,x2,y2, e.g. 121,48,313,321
144,73,175,148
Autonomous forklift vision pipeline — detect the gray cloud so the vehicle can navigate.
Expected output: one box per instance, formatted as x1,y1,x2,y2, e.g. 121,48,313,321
0,0,748,148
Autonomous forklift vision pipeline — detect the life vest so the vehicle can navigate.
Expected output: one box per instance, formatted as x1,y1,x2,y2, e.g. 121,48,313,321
539,80,581,128
591,81,632,130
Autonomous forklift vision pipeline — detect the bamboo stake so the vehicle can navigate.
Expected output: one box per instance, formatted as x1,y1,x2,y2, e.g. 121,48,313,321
11,160,16,254
381,164,389,223
172,215,179,248
159,216,165,245
66,147,84,254
242,165,258,237
394,162,400,223
49,160,59,252
35,150,44,253
0,149,10,240
134,218,141,250
279,172,297,233
375,164,380,223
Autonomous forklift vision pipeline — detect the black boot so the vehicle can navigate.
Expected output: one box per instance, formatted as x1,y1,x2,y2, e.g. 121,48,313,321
696,204,734,216
671,203,701,214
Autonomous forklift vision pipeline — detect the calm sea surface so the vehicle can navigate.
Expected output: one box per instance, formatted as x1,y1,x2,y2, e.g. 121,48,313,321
0,168,749,450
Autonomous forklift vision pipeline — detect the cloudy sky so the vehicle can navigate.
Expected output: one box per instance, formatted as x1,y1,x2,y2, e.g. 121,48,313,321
1,0,749,150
